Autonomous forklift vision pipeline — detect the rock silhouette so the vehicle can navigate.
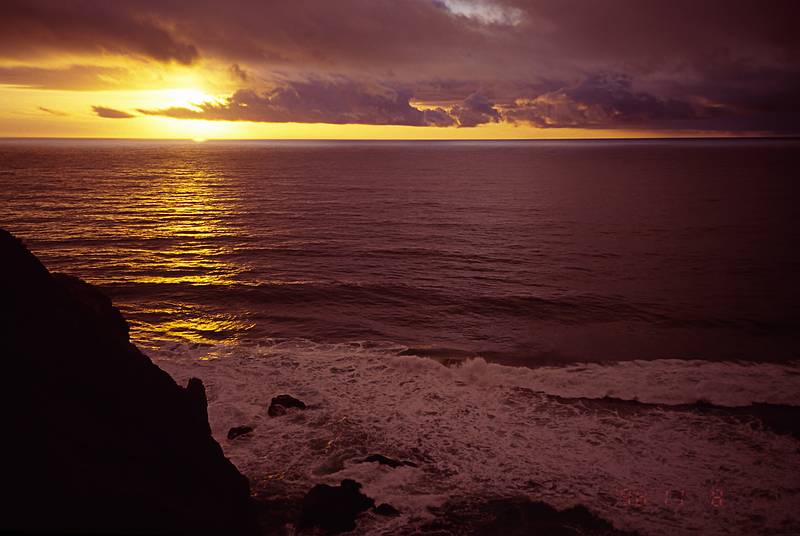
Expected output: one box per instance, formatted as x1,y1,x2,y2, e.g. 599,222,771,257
298,479,374,533
0,228,258,535
268,394,307,416
360,453,418,468
373,503,401,516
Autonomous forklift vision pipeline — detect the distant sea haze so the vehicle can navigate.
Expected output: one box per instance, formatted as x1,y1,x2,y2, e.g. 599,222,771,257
3,139,800,535
1,139,798,364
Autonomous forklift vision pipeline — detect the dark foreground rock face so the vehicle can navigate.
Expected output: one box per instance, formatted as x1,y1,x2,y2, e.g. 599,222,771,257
0,229,258,535
298,479,375,533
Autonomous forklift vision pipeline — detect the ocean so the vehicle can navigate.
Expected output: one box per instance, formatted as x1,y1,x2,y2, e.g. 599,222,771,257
2,139,799,534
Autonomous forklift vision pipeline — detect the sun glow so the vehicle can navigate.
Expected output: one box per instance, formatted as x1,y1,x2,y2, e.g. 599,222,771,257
156,88,222,111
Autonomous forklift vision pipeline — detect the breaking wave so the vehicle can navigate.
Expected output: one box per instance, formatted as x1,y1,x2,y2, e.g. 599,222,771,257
150,339,800,536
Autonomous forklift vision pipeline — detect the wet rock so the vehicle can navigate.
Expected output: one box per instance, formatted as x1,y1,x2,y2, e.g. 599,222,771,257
422,496,639,536
252,494,304,536
298,479,375,533
268,394,307,417
227,425,254,440
373,503,400,516
0,228,258,535
361,453,418,468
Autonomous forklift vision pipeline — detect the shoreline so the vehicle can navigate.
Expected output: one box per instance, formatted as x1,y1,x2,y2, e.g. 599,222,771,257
152,337,800,535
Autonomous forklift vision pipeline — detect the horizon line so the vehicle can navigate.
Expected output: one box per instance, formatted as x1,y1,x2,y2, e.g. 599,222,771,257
1,135,799,143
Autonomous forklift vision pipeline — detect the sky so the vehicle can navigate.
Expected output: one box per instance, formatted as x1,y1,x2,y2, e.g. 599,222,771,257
0,0,798,139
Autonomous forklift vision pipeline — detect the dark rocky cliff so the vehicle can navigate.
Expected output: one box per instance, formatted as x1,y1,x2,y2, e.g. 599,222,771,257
0,228,258,535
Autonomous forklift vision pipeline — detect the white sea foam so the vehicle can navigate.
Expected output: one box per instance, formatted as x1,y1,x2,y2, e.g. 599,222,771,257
150,340,800,535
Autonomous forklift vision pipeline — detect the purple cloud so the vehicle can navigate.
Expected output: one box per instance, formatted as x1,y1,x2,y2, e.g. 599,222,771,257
504,73,703,129
139,80,455,126
450,92,501,127
92,106,135,119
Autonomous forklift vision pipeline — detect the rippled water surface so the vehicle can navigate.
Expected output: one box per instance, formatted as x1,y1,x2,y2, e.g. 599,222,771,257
1,139,798,363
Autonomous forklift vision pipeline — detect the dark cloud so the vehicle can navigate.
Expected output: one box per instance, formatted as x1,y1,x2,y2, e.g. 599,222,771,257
38,106,68,116
450,92,501,127
0,0,197,64
228,64,248,82
422,108,457,127
0,65,129,90
139,80,455,126
92,106,135,119
510,0,799,65
503,73,704,129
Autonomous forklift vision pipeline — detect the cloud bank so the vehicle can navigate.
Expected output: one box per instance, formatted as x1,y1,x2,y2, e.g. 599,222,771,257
139,81,455,126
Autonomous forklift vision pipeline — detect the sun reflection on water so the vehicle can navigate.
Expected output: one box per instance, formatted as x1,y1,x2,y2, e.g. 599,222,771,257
93,153,255,346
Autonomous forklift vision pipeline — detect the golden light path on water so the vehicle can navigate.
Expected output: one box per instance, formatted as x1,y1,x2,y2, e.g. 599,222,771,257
102,151,255,347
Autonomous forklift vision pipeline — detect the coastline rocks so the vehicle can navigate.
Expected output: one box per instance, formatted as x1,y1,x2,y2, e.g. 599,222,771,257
360,453,418,468
269,394,307,417
0,228,258,535
228,425,255,440
298,479,375,533
373,503,401,516
187,376,212,434
422,497,639,536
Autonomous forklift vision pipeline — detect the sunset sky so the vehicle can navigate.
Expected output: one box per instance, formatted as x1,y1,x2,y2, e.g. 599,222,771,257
1,0,797,139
